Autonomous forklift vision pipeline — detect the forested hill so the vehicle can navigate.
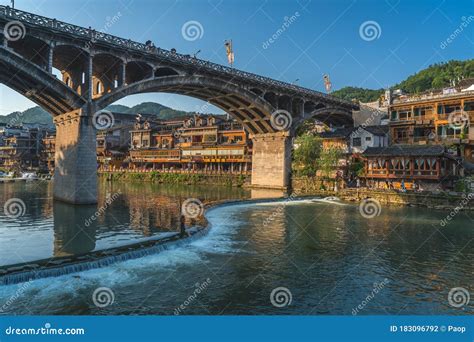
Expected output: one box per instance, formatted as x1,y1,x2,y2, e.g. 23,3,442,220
0,102,205,127
332,59,474,102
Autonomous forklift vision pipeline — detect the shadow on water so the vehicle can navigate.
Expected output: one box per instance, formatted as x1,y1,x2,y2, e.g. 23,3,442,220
53,201,98,257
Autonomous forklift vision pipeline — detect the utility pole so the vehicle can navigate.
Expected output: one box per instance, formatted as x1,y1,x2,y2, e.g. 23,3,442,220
11,0,15,8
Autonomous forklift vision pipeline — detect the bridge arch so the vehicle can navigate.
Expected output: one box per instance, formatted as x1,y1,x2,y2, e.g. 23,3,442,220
7,35,50,70
154,67,180,77
92,53,124,95
125,61,153,84
0,46,85,115
291,106,354,134
94,75,277,134
53,44,89,94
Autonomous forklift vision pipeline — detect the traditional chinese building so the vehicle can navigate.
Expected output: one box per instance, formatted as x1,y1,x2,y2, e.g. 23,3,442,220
40,133,56,173
388,86,474,162
0,124,51,171
362,145,463,190
129,114,252,172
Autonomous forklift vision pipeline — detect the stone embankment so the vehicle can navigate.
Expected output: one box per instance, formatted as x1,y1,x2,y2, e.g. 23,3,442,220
292,177,474,211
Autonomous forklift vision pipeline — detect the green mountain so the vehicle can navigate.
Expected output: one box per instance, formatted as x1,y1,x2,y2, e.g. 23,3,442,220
332,59,474,102
331,86,384,103
0,102,206,126
117,102,189,119
0,106,51,126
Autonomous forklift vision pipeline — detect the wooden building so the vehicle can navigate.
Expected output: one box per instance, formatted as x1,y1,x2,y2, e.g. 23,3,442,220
388,88,474,162
129,114,252,172
362,145,463,190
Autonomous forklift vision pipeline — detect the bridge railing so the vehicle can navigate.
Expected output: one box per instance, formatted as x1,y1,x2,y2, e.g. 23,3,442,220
0,5,356,108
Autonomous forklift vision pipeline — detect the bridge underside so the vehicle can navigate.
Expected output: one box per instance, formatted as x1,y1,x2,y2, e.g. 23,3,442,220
96,76,278,135
0,47,85,115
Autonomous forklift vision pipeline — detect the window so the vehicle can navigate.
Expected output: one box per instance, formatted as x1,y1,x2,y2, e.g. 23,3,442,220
419,106,433,116
398,110,412,120
365,136,372,142
394,129,408,143
443,104,461,114
352,137,361,146
464,101,474,111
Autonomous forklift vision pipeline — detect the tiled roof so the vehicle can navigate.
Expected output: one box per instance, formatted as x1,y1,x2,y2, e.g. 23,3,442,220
362,125,389,136
319,127,354,139
363,144,447,157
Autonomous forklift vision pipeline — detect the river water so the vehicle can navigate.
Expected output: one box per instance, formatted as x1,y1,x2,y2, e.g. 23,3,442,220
0,181,472,315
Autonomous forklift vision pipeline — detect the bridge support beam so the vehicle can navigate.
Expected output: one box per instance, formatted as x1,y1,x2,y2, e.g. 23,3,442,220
53,107,98,204
250,132,292,190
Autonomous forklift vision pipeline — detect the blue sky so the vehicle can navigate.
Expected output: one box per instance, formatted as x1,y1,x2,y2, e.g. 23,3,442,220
0,0,473,115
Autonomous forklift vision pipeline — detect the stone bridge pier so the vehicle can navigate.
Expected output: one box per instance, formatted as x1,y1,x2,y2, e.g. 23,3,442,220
250,132,292,190
53,106,98,204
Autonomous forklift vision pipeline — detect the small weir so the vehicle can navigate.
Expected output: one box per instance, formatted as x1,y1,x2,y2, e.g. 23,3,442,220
0,226,208,286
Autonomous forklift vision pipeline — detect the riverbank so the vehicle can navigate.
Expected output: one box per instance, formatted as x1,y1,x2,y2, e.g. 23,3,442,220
292,177,474,210
99,170,250,187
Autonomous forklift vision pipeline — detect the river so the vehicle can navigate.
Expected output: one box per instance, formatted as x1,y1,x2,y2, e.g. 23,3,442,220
0,181,472,315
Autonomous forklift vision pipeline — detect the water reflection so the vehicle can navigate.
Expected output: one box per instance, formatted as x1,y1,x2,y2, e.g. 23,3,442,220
0,181,251,266
53,201,98,257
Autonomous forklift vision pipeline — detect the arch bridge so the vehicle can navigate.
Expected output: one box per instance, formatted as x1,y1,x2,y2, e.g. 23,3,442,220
0,5,357,204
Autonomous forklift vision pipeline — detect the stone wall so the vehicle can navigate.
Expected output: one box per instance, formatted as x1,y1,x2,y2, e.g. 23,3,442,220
292,176,474,210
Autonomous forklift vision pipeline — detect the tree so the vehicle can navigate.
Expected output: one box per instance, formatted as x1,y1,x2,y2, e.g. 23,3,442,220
319,147,344,179
292,133,322,176
331,59,474,102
